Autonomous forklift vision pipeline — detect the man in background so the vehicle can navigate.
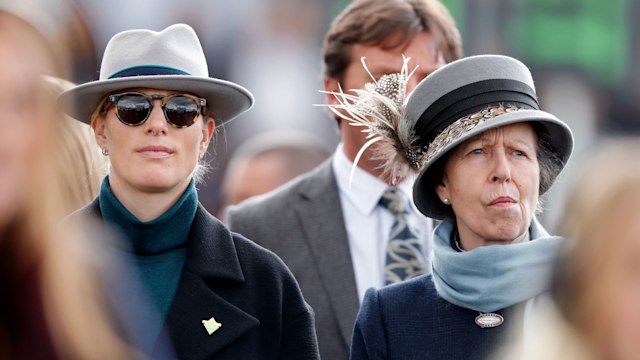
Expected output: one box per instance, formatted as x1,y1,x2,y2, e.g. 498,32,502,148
218,131,329,219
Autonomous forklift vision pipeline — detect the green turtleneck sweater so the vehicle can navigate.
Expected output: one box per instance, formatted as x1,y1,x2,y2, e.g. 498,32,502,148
99,177,197,321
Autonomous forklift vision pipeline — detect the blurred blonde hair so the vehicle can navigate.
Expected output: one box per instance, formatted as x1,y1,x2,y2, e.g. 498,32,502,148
0,9,134,359
554,138,640,355
45,76,106,213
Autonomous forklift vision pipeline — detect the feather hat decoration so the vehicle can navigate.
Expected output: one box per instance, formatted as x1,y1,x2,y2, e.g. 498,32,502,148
318,55,425,185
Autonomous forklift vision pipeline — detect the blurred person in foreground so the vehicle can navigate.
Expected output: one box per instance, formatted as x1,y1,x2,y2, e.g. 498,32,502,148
226,1,462,357
60,23,319,359
500,139,640,360
0,6,136,359
343,55,573,359
218,131,329,219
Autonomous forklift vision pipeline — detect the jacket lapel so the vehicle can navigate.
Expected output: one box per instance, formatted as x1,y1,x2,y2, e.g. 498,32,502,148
165,204,260,360
294,161,360,346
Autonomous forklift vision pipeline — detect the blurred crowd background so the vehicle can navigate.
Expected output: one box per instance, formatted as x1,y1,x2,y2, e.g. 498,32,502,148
46,0,640,228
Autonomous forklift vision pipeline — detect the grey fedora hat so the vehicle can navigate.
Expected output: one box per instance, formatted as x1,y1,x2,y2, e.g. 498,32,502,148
60,23,253,125
407,55,573,219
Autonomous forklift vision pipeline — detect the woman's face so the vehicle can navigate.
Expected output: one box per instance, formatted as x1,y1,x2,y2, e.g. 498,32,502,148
92,88,214,196
0,24,53,228
436,123,540,249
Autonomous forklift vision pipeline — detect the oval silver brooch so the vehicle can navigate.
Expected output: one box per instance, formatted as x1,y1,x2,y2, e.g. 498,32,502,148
475,313,504,328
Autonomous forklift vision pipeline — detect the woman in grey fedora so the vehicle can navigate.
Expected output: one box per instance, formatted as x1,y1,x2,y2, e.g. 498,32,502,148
325,55,573,360
61,24,319,359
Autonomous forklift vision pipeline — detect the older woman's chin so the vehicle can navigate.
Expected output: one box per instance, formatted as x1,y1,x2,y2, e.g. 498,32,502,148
488,219,531,242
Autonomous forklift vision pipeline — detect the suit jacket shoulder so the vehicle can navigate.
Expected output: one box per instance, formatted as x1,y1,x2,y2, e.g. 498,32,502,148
226,159,360,360
226,159,338,238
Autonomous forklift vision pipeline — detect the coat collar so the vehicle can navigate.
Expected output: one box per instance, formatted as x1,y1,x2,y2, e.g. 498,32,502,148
167,204,258,359
181,203,244,282
79,198,245,282
294,160,361,346
78,198,259,359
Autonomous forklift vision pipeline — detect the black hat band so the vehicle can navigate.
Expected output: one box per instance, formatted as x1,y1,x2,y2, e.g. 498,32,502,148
414,79,539,148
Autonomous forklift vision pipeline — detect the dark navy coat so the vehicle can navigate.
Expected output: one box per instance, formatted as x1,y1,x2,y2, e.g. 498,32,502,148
351,275,523,360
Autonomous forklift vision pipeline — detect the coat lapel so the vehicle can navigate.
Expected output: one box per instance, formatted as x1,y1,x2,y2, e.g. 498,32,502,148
165,204,260,360
294,161,360,346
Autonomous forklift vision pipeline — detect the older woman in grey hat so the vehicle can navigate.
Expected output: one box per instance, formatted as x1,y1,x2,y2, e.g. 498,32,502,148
61,24,319,359
325,55,573,360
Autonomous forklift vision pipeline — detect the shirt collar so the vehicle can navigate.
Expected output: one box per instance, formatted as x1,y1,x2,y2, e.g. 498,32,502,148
332,143,416,216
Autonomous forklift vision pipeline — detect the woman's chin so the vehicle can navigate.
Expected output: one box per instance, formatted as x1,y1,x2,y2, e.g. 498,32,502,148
131,174,185,194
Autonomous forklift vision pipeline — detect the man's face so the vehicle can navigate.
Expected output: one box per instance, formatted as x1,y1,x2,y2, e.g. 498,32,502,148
324,31,446,174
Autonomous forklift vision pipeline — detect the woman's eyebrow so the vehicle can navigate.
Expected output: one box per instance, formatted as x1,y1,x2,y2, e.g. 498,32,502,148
507,138,535,149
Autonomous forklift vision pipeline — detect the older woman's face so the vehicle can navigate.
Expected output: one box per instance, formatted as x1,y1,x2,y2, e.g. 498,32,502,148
436,123,539,249
92,88,214,196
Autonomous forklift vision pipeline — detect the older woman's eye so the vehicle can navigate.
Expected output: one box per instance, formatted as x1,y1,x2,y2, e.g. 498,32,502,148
513,150,527,157
470,148,484,155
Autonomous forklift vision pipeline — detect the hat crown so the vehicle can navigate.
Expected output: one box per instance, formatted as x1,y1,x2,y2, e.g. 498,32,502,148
99,23,208,80
406,55,536,124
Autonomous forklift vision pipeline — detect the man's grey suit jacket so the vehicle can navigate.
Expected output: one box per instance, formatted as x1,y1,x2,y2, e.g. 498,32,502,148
226,159,360,360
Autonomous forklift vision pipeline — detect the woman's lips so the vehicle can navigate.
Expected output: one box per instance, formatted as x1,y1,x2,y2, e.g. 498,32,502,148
489,196,517,207
137,145,174,158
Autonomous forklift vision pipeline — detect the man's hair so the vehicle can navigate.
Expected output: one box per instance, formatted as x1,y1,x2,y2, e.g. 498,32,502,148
323,0,463,81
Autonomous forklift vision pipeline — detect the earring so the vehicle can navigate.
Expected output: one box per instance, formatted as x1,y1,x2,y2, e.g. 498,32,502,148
443,198,450,205
102,148,109,156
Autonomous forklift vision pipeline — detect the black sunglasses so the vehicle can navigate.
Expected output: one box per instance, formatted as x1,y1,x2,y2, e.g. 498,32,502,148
106,92,207,128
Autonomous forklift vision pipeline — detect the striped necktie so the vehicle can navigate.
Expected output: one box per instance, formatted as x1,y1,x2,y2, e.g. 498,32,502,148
379,188,427,284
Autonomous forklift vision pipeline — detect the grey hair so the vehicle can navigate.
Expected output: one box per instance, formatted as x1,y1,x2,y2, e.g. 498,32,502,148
534,122,564,214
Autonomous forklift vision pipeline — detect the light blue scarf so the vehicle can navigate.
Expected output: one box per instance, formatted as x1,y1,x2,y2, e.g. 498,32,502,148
431,217,563,313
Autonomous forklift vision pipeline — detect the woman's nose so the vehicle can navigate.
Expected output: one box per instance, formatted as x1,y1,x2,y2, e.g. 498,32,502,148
144,101,168,134
490,150,512,183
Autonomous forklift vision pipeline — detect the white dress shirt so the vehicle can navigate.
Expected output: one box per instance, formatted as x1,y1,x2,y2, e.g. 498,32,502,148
332,144,433,303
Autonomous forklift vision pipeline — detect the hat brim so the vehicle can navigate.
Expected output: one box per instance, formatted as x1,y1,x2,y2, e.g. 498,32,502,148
58,75,254,125
413,109,574,220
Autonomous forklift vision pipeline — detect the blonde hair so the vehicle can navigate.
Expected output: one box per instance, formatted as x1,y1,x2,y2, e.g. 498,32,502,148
0,10,133,359
555,138,640,356
45,76,106,213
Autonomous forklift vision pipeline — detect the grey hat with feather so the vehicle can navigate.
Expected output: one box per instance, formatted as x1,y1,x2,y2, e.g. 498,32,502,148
320,54,573,220
407,55,573,219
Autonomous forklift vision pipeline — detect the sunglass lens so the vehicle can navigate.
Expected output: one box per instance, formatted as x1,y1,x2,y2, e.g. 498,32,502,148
164,96,199,127
116,94,150,125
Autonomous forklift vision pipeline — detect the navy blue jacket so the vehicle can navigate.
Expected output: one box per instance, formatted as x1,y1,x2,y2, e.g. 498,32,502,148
351,275,523,360
75,199,319,360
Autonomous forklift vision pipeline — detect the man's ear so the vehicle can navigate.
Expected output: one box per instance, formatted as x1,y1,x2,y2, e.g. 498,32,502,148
323,76,346,126
91,114,108,150
323,76,340,105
